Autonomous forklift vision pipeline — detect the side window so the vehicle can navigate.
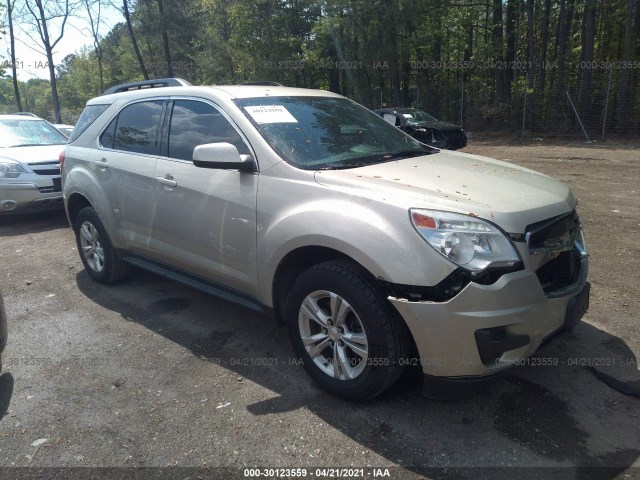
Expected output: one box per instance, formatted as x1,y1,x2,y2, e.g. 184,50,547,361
100,117,116,149
101,100,164,154
167,100,249,161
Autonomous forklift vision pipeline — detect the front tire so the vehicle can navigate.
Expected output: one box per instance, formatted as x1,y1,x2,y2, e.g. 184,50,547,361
285,260,409,401
74,206,129,284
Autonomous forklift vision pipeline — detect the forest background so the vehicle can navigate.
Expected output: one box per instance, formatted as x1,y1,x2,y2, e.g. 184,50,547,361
1,0,639,138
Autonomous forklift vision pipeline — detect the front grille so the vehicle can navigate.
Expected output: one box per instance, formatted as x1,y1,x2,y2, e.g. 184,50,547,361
33,168,60,176
29,161,60,176
527,211,580,253
536,247,582,293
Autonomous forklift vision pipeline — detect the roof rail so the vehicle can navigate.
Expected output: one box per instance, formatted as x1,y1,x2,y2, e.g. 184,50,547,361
240,81,284,87
103,78,192,95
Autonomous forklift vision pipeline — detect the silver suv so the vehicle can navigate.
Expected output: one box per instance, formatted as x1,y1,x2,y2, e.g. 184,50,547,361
62,79,589,400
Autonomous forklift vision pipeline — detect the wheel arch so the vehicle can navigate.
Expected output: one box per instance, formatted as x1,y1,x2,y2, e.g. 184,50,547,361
66,192,93,228
272,246,353,325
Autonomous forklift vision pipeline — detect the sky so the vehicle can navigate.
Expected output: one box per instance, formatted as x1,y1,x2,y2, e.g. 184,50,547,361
2,1,122,81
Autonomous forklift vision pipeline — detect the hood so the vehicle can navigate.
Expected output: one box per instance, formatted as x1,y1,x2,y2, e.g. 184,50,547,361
0,145,66,165
314,150,575,234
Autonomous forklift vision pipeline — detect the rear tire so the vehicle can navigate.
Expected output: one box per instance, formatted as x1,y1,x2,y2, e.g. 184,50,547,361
74,206,129,284
285,260,410,400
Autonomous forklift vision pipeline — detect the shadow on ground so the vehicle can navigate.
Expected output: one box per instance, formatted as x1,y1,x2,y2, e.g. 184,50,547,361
76,268,639,479
0,209,68,237
0,372,14,421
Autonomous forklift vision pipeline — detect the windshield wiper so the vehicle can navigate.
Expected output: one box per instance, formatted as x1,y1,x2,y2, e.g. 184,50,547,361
377,150,428,161
317,162,368,170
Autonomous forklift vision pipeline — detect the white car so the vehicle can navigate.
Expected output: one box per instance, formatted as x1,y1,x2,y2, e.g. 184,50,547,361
53,124,75,138
0,115,67,214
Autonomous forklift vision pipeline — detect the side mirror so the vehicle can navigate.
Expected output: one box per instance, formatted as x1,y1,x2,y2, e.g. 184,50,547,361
192,142,255,172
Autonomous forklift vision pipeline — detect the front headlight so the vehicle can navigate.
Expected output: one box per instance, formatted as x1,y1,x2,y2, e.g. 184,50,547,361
410,209,521,272
0,161,27,179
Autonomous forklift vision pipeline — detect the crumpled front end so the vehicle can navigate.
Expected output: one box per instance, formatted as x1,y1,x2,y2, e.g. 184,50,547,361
388,211,589,397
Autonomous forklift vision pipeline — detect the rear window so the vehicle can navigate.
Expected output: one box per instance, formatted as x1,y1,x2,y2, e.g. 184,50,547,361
68,104,110,143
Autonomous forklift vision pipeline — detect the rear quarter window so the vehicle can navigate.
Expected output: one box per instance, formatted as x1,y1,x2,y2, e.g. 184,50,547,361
68,104,110,143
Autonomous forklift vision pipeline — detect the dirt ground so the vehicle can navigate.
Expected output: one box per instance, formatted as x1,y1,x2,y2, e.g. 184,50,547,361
0,138,639,480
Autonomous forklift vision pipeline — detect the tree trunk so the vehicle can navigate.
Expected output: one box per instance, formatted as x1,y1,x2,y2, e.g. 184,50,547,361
85,0,104,93
505,0,517,101
492,0,505,103
157,0,173,77
463,22,473,84
526,0,535,88
34,0,62,122
580,1,596,132
526,0,535,129
616,0,636,132
557,0,575,98
123,0,149,80
537,0,551,114
387,3,402,106
7,0,23,112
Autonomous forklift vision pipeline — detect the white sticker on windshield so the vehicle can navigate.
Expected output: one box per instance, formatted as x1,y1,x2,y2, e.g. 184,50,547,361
402,114,414,118
244,105,298,124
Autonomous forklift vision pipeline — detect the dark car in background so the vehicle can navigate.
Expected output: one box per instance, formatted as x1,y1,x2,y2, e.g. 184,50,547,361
374,108,467,150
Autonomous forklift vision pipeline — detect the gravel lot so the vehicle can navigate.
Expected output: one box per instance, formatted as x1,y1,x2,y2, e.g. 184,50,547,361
0,139,639,480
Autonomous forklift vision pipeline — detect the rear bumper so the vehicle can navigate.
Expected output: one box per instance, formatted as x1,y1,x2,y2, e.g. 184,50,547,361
389,266,589,380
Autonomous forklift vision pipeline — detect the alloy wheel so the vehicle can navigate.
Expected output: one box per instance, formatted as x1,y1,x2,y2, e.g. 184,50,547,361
79,221,105,273
298,290,369,380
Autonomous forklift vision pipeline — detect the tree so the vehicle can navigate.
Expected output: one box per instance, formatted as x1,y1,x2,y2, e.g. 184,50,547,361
156,0,172,76
616,0,636,131
6,0,23,111
22,0,75,122
82,0,105,92
579,0,597,132
121,0,149,79
537,0,551,111
504,0,517,100
492,0,505,103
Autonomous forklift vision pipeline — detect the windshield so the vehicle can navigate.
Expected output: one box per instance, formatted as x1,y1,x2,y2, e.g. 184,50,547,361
235,97,433,169
404,110,438,125
0,119,68,148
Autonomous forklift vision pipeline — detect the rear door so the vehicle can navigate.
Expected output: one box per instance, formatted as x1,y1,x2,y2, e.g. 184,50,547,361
97,99,166,254
151,98,259,296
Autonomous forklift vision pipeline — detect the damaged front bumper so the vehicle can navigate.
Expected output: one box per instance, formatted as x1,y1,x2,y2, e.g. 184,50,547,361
389,245,589,399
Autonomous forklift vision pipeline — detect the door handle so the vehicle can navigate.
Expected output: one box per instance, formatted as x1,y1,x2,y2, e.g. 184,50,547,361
96,158,109,170
156,175,177,188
